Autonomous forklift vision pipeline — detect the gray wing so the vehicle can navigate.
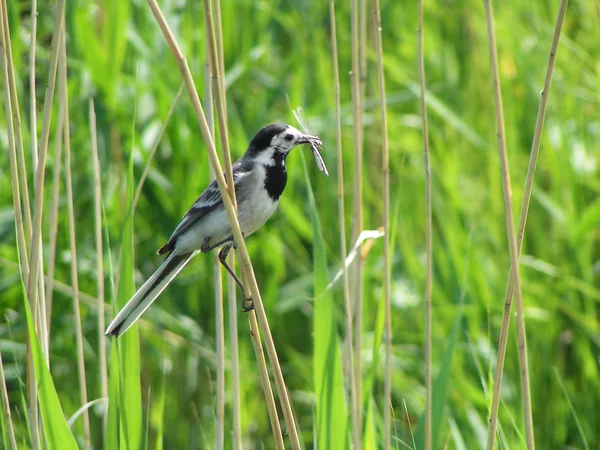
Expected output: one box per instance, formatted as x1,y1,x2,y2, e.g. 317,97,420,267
157,160,254,255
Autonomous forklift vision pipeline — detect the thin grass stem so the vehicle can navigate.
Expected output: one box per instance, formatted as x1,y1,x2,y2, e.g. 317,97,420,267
0,2,39,447
146,2,300,447
373,2,392,449
29,0,39,170
45,99,63,338
0,352,18,450
24,0,64,360
350,0,364,445
89,99,109,438
248,312,285,450
59,29,91,448
485,0,569,447
329,1,357,448
204,33,225,450
482,1,534,448
417,1,433,449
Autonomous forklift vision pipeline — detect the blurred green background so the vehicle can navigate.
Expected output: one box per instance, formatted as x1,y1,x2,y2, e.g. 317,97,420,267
1,0,599,448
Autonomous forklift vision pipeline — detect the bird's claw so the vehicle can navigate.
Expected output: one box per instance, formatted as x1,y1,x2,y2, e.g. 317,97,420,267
241,297,254,312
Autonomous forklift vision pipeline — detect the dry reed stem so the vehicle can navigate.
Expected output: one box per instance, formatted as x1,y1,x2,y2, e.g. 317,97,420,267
248,312,285,450
485,0,568,447
0,352,18,450
350,0,364,445
203,36,225,450
132,84,184,213
25,0,64,354
0,2,39,447
89,99,109,437
207,3,242,443
240,267,283,447
2,0,32,242
417,0,433,448
45,101,64,337
482,1,534,448
329,1,358,448
29,0,38,170
1,0,50,359
59,30,91,447
146,1,300,447
373,2,392,449
203,0,235,203
226,258,242,450
0,1,29,284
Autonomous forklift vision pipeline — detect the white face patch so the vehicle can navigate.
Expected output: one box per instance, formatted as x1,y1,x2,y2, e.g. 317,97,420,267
269,125,304,154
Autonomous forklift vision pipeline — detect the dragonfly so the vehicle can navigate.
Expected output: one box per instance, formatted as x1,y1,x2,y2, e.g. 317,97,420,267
293,107,329,176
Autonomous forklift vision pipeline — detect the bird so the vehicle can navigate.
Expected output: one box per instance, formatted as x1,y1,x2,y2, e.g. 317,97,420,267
105,123,324,337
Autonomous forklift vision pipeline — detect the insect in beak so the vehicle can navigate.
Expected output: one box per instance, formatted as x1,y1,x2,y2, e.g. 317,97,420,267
298,134,329,176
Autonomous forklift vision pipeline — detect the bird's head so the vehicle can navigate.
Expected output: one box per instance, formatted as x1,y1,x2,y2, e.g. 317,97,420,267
244,123,322,165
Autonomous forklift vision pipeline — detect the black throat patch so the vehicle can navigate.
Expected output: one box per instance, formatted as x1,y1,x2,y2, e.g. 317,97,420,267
263,152,287,201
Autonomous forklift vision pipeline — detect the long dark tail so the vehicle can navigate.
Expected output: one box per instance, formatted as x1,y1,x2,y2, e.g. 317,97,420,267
105,251,195,337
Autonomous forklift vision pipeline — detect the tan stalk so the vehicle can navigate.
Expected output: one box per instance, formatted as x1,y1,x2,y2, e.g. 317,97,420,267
0,0,29,284
248,311,285,450
204,32,225,450
417,1,433,449
373,2,392,449
0,352,18,450
45,100,64,337
207,3,242,442
29,0,39,169
329,1,357,448
350,0,364,444
24,0,64,357
482,0,534,448
146,1,300,447
1,0,50,358
485,0,568,447
132,84,184,212
0,2,39,447
211,0,227,115
59,30,91,447
89,99,109,437
226,253,242,450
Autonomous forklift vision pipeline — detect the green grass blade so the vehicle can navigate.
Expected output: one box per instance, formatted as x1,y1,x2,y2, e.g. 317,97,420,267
303,154,348,450
414,305,464,449
554,366,590,450
106,345,121,449
115,150,143,449
22,293,78,449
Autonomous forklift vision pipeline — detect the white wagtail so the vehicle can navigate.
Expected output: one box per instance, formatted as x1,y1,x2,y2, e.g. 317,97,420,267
106,123,325,337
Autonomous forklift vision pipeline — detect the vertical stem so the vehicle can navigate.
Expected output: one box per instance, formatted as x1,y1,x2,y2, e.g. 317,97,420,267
417,1,432,449
44,99,64,339
30,0,39,177
350,0,364,445
89,99,109,438
373,2,391,449
329,1,358,448
485,0,568,447
205,33,225,450
248,312,285,450
0,352,18,450
227,257,242,450
482,0,534,449
60,29,91,448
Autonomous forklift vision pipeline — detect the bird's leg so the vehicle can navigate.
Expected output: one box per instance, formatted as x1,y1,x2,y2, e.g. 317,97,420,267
218,243,254,312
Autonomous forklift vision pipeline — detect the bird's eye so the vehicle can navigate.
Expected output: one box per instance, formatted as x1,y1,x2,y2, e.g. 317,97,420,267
284,134,294,141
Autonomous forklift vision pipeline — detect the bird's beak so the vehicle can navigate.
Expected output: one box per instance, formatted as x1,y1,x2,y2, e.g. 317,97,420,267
298,134,323,147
